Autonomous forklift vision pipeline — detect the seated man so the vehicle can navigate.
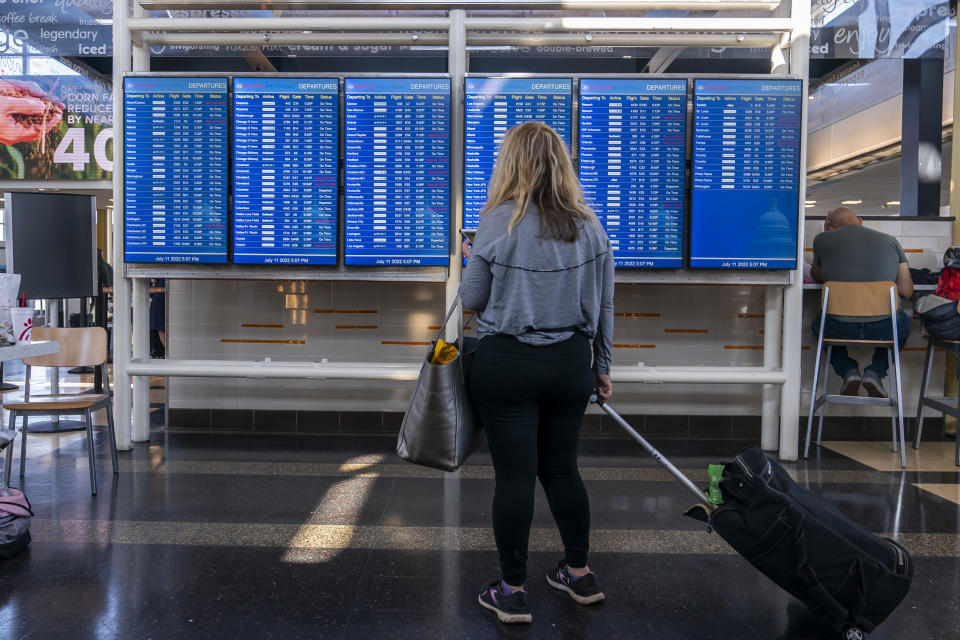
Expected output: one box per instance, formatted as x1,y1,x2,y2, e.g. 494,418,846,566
811,207,913,397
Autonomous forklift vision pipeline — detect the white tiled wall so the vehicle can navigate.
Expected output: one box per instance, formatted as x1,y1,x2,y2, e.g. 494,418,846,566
802,218,951,271
168,220,954,417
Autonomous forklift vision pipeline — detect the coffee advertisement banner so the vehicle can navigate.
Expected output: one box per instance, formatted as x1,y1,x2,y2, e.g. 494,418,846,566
0,60,112,179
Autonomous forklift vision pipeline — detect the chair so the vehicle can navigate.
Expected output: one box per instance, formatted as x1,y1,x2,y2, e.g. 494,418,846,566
804,281,907,468
3,327,118,494
913,335,960,467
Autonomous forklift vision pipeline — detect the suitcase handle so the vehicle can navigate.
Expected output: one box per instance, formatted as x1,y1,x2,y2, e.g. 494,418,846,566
592,396,714,510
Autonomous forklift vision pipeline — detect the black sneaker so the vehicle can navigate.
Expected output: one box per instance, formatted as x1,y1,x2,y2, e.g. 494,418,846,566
478,580,532,624
546,560,605,605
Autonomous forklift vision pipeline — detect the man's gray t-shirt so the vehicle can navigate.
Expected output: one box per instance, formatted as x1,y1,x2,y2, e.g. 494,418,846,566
812,224,907,321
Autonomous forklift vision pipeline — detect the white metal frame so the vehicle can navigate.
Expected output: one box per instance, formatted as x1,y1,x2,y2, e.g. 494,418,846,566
913,336,960,467
110,0,810,458
803,284,907,468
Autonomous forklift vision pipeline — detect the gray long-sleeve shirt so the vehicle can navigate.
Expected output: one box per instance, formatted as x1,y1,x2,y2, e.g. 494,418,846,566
459,202,615,374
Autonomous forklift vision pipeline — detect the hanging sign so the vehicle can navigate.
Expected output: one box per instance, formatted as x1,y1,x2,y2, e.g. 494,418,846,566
0,62,112,179
0,0,112,57
809,0,950,58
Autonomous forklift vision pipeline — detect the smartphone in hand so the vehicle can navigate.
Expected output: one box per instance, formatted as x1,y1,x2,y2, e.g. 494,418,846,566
459,229,476,266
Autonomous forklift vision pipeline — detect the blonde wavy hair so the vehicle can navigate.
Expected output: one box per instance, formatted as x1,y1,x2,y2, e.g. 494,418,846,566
483,121,594,242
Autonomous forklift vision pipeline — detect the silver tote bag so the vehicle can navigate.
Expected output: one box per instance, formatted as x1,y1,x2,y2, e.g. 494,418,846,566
396,297,482,472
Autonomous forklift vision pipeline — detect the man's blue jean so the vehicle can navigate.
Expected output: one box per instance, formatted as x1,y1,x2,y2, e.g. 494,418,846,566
811,311,911,379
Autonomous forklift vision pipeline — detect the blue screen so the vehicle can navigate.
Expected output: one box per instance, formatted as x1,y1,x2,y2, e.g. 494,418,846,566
464,78,572,229
343,78,450,266
690,79,802,269
579,79,687,268
123,77,228,264
233,77,339,265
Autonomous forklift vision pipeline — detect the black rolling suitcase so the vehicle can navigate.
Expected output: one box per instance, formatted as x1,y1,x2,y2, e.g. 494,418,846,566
595,398,912,640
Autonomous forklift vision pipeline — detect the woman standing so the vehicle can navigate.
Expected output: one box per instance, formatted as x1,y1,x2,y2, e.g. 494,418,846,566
460,121,615,624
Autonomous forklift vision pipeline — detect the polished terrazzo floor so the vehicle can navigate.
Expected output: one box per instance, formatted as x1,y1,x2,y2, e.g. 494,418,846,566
0,380,958,638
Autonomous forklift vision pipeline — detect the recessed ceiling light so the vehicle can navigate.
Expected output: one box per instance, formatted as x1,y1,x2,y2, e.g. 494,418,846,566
841,199,862,205
804,200,816,205
805,203,815,208
882,200,900,207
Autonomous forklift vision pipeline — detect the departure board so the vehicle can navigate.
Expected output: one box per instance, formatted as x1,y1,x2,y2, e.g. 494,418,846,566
233,78,339,265
690,79,802,269
343,78,450,266
579,78,687,268
123,77,228,263
464,77,572,228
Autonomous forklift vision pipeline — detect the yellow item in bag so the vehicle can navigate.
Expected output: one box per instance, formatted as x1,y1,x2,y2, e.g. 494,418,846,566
430,338,459,365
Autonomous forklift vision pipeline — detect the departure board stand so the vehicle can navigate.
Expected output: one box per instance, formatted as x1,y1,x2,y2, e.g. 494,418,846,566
446,10,467,343
125,263,448,282
114,5,811,462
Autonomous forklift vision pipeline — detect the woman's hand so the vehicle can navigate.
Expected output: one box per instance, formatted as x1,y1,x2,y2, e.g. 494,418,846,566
594,372,612,401
461,239,472,261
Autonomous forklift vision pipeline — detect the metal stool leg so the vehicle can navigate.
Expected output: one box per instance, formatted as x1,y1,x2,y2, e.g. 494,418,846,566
914,338,935,449
84,409,97,495
816,345,832,446
105,404,118,474
18,415,28,478
804,348,821,459
891,346,907,469
4,411,15,487
887,350,898,454
805,344,827,459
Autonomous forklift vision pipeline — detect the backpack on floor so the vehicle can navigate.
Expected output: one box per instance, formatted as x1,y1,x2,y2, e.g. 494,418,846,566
0,429,32,559
0,487,32,559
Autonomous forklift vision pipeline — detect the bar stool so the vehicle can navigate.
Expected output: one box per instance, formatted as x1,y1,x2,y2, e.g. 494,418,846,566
913,335,960,467
805,281,907,468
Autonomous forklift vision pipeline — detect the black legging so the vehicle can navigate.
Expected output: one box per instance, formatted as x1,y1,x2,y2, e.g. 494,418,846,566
469,332,595,586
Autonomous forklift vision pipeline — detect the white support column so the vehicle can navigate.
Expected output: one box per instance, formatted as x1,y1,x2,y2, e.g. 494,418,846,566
445,9,466,340
761,285,783,450
111,0,133,451
778,0,810,461
130,2,150,443
132,278,150,441
132,15,150,70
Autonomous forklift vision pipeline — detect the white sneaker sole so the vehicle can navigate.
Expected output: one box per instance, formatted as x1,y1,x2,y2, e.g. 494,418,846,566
478,594,532,624
546,574,606,605
861,378,887,398
839,378,861,396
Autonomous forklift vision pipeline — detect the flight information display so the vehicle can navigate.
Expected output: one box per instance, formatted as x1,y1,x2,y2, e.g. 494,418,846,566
123,77,228,263
233,77,339,265
464,77,572,228
690,78,802,269
343,78,450,266
579,78,687,268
